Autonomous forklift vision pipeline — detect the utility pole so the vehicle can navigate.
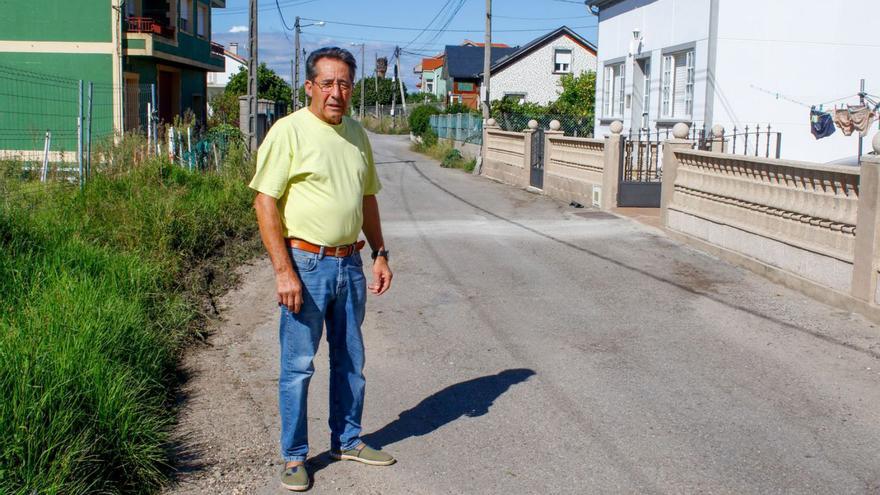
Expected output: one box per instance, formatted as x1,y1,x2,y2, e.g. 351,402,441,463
395,47,407,115
290,59,295,111
360,43,365,119
294,16,301,111
247,0,258,153
303,48,309,106
482,0,491,120
374,52,379,118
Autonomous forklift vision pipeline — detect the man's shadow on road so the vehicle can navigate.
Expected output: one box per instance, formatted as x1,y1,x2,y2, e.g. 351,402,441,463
308,368,536,472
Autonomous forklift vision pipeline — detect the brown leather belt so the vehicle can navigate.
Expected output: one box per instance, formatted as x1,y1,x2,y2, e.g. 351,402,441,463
285,238,366,257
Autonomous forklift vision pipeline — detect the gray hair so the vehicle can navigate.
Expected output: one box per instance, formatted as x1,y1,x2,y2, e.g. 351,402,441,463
305,47,357,82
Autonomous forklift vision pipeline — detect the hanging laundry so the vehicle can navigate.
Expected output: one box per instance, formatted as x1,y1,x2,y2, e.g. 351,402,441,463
832,107,855,136
810,109,835,139
848,104,877,137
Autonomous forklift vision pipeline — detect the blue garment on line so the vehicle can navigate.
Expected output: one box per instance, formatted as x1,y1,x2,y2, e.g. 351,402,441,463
810,109,836,140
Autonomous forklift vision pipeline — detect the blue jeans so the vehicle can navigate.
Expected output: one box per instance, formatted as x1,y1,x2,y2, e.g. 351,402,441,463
279,247,367,462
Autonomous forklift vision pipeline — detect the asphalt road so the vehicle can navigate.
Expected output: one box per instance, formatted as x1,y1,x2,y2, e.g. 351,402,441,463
167,132,880,495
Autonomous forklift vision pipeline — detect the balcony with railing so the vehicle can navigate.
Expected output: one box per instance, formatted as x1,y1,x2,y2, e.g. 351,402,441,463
211,42,225,58
125,16,175,39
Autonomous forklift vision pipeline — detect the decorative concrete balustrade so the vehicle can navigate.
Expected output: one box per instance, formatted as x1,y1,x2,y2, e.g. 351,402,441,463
482,118,620,209
481,118,529,188
663,127,880,319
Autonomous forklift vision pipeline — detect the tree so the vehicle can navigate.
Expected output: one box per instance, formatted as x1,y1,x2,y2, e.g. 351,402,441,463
225,63,292,110
548,71,596,117
351,76,407,111
208,91,241,128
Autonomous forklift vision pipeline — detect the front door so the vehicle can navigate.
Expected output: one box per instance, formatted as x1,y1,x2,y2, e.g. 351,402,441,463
157,70,180,124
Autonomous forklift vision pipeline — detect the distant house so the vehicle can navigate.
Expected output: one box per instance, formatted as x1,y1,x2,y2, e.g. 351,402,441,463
207,42,246,102
444,45,518,109
588,0,880,163
416,54,446,99
487,26,597,105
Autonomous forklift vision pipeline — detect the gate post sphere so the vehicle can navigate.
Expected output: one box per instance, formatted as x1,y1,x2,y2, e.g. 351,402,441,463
549,120,561,131
528,119,539,130
673,122,690,139
610,120,623,135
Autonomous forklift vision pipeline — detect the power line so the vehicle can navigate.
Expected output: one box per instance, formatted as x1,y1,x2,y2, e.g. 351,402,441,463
300,17,596,33
410,0,467,52
214,0,318,16
401,0,456,50
495,14,590,20
275,0,296,31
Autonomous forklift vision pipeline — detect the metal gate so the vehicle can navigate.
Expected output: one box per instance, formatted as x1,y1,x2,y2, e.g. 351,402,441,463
618,130,663,207
530,127,544,189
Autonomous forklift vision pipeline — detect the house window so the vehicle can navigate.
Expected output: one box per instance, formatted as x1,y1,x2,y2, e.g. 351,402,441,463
602,62,624,118
503,93,526,104
180,0,193,33
197,4,208,38
457,82,474,92
661,49,695,119
426,80,434,93
554,49,572,73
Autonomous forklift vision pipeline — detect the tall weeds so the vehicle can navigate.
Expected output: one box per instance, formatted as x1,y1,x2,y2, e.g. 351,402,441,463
0,144,258,494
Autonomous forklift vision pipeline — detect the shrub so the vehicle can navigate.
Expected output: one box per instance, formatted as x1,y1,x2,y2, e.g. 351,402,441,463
408,105,440,137
441,148,463,168
445,102,476,115
422,129,438,148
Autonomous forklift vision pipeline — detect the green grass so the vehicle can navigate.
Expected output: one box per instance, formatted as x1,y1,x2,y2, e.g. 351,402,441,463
0,151,259,494
411,138,476,173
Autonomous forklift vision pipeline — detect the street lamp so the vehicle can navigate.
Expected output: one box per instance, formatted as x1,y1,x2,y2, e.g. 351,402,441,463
350,42,366,120
293,17,325,111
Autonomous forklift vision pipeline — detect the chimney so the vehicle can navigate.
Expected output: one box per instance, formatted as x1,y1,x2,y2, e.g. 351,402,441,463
229,43,238,55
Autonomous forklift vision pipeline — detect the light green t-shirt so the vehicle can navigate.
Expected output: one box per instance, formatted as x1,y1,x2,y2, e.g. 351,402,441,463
249,108,382,247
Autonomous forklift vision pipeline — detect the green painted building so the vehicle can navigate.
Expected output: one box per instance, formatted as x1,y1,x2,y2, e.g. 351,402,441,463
0,0,225,158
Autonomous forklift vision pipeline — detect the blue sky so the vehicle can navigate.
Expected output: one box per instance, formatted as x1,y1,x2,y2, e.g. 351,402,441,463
211,0,597,88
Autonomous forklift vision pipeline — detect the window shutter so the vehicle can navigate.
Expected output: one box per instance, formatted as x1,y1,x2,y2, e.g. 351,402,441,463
603,66,612,117
661,55,672,118
615,64,625,117
672,53,688,117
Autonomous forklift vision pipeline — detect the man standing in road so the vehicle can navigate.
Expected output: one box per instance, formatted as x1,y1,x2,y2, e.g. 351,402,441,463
250,46,394,492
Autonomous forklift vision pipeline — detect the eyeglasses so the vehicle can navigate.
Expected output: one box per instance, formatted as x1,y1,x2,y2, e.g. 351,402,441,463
314,79,353,93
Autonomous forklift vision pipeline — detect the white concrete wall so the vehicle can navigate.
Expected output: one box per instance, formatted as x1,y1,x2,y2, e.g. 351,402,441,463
711,0,880,163
594,0,712,136
207,53,245,90
490,33,597,105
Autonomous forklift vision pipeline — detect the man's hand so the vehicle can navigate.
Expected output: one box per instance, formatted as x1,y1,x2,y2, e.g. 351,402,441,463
369,257,393,295
277,270,304,313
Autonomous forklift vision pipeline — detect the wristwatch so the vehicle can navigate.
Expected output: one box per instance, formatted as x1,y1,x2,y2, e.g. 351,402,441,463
371,249,390,261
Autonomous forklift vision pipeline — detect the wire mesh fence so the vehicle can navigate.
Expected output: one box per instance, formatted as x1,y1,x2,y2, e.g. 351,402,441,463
0,63,248,206
429,113,483,145
494,113,594,137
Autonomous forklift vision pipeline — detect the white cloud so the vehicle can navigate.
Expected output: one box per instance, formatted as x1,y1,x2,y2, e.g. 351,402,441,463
229,25,248,33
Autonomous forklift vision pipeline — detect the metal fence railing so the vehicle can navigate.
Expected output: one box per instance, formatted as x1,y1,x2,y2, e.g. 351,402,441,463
430,113,483,145
495,113,594,138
